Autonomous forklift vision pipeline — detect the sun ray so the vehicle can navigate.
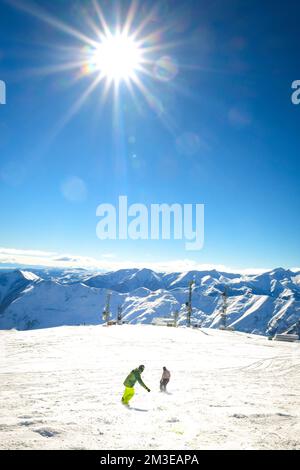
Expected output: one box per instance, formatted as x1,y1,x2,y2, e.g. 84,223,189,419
52,72,105,137
7,0,97,47
123,0,139,36
92,0,112,39
132,77,178,135
22,59,88,78
82,11,107,42
130,3,161,40
6,0,188,136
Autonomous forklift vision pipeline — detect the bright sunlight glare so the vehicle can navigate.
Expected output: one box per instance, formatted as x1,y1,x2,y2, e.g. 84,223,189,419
14,0,180,131
91,33,142,81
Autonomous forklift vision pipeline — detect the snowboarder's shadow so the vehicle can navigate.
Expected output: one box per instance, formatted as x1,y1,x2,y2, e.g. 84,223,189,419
130,407,148,412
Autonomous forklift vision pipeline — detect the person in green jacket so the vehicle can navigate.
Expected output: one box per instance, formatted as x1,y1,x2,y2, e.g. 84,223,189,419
121,365,150,406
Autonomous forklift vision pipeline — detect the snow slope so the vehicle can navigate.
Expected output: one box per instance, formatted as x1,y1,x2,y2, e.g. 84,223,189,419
0,267,300,336
0,325,299,450
0,270,40,315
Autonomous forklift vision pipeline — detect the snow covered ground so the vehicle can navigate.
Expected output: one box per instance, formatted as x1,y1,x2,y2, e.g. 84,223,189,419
0,325,299,450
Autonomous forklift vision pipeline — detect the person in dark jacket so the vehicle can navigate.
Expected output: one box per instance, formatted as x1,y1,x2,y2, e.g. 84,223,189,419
160,366,171,392
121,365,150,406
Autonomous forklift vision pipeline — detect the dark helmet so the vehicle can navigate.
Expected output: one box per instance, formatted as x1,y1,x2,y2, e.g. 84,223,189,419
138,364,145,372
163,366,166,370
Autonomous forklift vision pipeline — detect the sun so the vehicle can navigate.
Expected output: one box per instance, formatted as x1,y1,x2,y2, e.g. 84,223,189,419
14,0,181,131
90,33,142,82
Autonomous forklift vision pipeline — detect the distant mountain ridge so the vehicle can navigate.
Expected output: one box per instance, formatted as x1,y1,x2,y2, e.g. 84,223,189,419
0,267,300,336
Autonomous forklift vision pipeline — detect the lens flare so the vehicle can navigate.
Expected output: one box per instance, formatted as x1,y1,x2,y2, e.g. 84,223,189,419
153,56,178,82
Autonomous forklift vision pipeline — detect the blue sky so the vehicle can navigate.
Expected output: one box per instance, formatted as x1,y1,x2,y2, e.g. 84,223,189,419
0,0,300,271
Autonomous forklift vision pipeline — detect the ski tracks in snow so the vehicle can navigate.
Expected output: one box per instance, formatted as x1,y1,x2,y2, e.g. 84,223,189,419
1,325,299,449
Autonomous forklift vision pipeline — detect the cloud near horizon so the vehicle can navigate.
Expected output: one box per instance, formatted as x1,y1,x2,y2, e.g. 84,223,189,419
0,246,292,275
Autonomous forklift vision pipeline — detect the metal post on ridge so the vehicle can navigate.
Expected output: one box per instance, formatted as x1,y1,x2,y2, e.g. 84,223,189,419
102,291,111,325
186,279,195,327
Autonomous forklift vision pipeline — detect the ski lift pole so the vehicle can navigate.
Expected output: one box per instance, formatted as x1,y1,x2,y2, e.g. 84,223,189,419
173,309,179,327
117,305,123,325
220,287,228,329
102,292,111,325
186,280,195,327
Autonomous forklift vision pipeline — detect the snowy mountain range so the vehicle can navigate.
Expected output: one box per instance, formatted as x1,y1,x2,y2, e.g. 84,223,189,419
0,267,300,336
